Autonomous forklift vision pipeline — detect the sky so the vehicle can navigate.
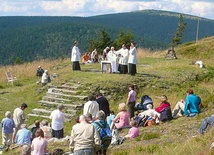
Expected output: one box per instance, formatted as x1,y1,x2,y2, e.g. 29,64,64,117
0,0,214,20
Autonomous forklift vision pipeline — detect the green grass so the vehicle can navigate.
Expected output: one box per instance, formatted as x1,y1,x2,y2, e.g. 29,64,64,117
1,37,214,154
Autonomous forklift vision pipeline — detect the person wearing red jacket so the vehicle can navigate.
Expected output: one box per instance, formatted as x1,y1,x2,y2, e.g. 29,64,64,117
153,95,171,120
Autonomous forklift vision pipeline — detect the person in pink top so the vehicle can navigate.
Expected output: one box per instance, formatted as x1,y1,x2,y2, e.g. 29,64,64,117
31,128,48,155
126,84,136,119
112,103,130,129
124,120,139,138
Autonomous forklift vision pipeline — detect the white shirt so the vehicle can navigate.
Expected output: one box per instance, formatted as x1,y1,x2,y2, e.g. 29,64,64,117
128,47,137,64
83,101,99,119
71,45,80,62
13,107,25,128
41,72,49,84
50,109,65,130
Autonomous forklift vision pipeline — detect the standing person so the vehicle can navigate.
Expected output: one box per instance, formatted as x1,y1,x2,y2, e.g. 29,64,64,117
128,42,137,76
49,104,65,139
96,93,110,117
117,44,129,74
126,84,136,119
83,94,99,120
184,88,201,117
16,124,31,145
69,115,101,155
31,129,48,155
71,41,81,71
1,111,15,149
12,103,28,143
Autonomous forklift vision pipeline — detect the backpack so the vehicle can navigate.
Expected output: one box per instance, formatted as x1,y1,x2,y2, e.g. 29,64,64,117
159,107,173,122
139,95,153,110
134,115,149,127
94,122,112,149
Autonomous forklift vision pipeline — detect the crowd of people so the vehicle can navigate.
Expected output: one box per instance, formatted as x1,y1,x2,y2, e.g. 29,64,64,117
71,41,137,75
1,81,208,155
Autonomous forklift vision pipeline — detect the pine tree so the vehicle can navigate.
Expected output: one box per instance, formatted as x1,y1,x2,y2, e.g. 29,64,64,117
171,14,187,47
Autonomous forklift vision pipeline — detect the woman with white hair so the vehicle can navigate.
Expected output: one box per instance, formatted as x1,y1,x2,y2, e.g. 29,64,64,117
1,111,15,148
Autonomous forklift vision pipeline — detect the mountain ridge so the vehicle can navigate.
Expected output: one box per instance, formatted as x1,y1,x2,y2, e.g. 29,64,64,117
1,9,214,65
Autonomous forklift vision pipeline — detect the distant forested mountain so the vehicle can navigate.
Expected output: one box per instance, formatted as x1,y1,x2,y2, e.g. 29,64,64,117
0,10,214,65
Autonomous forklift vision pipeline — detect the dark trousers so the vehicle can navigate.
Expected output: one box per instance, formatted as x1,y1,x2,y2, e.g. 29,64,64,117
128,63,136,76
52,128,64,139
128,101,136,119
72,61,81,71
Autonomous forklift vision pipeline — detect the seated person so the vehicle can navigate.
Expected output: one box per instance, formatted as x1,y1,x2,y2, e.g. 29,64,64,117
31,120,40,141
172,89,202,118
92,110,111,155
86,113,93,123
40,120,52,140
183,88,201,117
106,110,115,127
153,95,171,121
198,114,214,134
111,103,130,129
41,70,51,86
16,124,31,145
124,120,139,139
138,104,155,118
172,99,185,118
82,52,89,63
21,144,31,155
36,66,44,78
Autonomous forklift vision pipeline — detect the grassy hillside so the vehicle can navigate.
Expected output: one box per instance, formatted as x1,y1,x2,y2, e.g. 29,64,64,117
0,36,214,154
1,10,214,65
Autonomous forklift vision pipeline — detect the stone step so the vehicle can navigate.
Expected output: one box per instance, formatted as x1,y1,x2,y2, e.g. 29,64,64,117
42,96,71,102
57,84,80,90
27,114,70,122
46,92,87,100
48,88,77,94
31,108,77,118
39,100,83,109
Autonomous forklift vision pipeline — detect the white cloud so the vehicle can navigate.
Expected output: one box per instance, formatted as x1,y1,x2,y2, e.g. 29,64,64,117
0,0,214,19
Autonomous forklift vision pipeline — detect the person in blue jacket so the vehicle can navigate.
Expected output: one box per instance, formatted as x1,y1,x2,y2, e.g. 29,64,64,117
184,88,201,117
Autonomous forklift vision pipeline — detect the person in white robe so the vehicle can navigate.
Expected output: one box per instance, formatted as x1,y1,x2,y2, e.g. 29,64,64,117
71,41,81,71
128,42,137,76
107,47,118,73
117,44,129,74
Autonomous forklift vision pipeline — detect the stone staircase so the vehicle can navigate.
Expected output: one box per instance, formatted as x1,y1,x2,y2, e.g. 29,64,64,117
28,83,88,122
